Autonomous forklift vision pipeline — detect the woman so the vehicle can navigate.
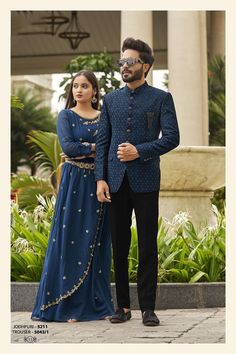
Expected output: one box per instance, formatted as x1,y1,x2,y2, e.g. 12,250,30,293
31,70,114,322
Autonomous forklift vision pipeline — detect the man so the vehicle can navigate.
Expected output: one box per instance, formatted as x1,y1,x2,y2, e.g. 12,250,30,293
95,37,179,326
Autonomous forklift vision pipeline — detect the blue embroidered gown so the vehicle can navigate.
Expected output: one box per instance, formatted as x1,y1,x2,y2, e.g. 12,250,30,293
31,109,114,321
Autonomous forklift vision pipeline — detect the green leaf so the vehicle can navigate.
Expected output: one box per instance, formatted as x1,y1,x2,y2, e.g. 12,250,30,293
161,249,182,269
27,130,62,172
189,271,208,283
11,95,24,110
11,173,54,211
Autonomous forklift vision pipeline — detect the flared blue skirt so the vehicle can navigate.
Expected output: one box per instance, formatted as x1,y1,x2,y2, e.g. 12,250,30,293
31,162,114,321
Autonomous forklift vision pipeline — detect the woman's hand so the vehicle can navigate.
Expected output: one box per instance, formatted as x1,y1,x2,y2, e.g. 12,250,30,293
96,180,111,203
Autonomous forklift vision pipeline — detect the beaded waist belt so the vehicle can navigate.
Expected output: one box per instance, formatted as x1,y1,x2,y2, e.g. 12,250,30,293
65,159,95,170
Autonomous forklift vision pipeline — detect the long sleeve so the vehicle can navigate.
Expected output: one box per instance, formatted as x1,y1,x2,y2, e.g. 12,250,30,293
136,92,180,162
94,97,111,181
56,110,92,158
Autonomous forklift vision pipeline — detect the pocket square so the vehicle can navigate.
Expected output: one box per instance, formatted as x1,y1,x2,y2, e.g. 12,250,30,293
147,112,154,129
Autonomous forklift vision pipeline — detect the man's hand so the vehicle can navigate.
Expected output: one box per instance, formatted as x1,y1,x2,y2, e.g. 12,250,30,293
88,153,95,158
96,180,111,203
117,143,139,162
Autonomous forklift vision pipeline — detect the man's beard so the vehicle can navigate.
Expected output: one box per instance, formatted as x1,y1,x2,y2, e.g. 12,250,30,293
122,66,143,82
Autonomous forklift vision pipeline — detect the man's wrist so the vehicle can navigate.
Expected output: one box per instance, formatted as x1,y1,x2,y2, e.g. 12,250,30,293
134,146,140,158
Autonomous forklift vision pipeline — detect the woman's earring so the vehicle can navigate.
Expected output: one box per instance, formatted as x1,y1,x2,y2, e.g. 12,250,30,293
73,99,76,105
91,96,97,104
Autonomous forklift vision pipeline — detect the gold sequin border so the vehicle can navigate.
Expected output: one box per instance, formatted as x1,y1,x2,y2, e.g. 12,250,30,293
82,116,100,125
40,203,104,311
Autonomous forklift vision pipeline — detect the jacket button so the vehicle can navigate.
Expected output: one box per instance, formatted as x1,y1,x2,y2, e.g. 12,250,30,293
127,129,131,133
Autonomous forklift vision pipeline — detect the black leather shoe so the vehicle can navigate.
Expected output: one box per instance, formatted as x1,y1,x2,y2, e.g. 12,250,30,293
142,310,160,326
110,308,132,323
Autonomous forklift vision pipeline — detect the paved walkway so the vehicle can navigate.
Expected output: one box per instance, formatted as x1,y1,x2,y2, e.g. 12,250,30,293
11,307,225,344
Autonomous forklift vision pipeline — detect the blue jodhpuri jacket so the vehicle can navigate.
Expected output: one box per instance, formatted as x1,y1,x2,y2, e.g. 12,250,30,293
95,81,180,193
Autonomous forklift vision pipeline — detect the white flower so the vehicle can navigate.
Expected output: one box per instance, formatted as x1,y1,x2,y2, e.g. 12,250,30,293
212,204,219,216
20,209,28,220
12,237,31,253
165,212,190,230
33,205,45,222
163,212,191,240
172,212,190,226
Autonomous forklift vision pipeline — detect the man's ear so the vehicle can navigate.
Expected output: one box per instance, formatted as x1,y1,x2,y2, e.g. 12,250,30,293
144,63,150,74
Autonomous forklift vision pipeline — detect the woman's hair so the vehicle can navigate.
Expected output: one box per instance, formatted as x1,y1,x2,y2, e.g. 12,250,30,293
65,70,100,110
122,37,154,77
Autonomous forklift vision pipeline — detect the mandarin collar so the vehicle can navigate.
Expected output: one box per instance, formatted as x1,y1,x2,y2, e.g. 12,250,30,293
124,81,148,94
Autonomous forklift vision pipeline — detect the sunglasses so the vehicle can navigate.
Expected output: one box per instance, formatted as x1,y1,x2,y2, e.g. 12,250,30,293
117,57,144,67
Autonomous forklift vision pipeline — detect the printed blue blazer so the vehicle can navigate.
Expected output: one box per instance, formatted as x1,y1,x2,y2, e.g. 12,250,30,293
95,81,180,193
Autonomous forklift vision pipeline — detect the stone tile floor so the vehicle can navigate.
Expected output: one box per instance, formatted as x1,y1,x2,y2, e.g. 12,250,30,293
11,307,225,344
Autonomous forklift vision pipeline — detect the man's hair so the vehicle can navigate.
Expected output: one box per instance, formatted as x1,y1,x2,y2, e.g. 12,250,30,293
122,37,154,77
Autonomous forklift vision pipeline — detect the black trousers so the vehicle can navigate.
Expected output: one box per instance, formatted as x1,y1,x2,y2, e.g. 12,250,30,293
108,173,159,312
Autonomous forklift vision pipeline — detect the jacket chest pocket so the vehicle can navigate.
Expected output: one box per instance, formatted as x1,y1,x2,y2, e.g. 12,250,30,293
146,111,155,130
145,111,160,135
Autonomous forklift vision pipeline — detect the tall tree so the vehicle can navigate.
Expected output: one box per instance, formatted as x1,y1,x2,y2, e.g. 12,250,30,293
59,51,120,102
11,88,56,173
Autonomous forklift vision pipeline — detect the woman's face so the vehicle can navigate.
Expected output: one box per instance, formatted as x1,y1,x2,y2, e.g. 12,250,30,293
72,75,96,105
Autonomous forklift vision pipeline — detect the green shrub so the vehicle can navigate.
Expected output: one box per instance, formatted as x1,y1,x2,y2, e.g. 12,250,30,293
157,208,225,283
11,196,55,281
11,198,225,283
212,187,225,214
